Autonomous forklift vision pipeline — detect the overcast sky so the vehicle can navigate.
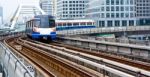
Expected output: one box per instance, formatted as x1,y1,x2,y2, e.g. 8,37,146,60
0,0,19,21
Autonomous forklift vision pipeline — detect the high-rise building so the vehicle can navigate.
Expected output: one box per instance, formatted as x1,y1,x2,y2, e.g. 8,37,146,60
40,0,57,16
86,0,150,27
136,0,150,25
40,0,54,15
0,6,3,25
86,0,137,27
57,0,89,19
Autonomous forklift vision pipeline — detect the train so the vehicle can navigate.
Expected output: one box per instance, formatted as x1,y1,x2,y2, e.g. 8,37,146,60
26,15,56,41
56,19,96,31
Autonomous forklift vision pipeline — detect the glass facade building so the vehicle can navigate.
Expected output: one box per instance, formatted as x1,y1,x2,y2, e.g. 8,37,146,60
40,0,54,15
136,0,150,25
86,0,150,27
57,0,89,19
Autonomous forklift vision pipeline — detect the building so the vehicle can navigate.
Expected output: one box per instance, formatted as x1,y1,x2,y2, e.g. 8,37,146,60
40,0,57,16
40,0,54,15
57,0,89,19
0,6,3,25
86,0,150,27
136,0,150,25
86,0,136,27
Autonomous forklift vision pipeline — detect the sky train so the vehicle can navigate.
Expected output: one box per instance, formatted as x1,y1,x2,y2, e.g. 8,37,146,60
56,19,96,30
26,15,56,41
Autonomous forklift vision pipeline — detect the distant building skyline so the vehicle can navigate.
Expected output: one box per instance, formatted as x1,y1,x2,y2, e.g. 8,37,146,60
40,0,54,15
136,0,150,25
86,0,150,27
86,0,136,27
1,0,150,27
57,0,89,19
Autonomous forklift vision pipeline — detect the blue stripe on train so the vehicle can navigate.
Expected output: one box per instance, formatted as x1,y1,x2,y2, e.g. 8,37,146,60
50,32,56,40
31,32,56,40
56,25,96,31
32,32,40,39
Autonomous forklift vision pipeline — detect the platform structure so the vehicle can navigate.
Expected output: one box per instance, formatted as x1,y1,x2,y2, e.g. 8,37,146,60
10,0,46,29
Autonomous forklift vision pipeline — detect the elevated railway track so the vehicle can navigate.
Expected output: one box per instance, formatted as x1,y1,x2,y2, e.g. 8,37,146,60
5,37,97,77
57,36,150,63
1,35,149,77
50,42,150,70
22,37,150,77
50,42,150,76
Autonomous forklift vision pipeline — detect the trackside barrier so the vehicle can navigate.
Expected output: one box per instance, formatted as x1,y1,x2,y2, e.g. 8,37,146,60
0,42,33,77
57,37,150,76
72,36,150,46
58,36,150,60
0,31,25,40
56,26,150,35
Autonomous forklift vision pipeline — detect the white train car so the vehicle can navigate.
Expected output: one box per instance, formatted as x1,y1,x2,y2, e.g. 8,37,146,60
56,19,96,30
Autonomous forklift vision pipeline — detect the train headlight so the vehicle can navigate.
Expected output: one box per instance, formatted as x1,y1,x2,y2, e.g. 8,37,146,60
33,27,40,32
51,28,56,32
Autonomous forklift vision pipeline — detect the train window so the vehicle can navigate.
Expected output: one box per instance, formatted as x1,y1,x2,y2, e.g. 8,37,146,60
67,23,72,26
63,23,67,26
73,23,79,26
138,37,141,40
29,21,30,27
31,21,33,28
143,37,146,40
80,22,86,26
87,22,92,25
49,19,55,28
57,23,62,26
34,20,40,27
30,22,32,27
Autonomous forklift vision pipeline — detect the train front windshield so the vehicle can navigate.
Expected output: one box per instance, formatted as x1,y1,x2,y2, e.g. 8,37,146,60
33,16,55,28
49,19,55,28
34,20,40,27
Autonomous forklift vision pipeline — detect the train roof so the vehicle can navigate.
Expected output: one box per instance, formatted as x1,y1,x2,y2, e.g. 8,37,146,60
26,18,40,22
26,15,55,22
34,15,54,18
56,19,95,23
